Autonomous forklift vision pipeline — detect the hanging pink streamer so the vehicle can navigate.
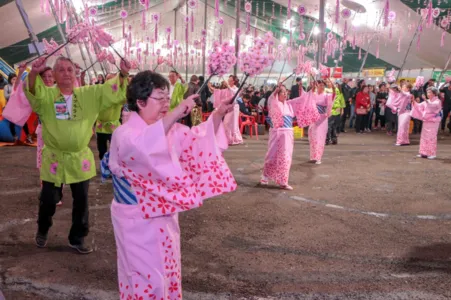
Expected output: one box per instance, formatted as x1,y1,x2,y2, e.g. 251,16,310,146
246,13,250,34
358,47,361,60
441,31,445,47
343,20,348,40
376,40,380,58
397,35,401,52
155,23,158,42
287,0,291,19
191,11,194,33
215,0,219,17
335,0,339,24
219,28,223,43
352,31,356,49
389,24,392,41
383,0,389,27
40,0,45,13
142,11,146,30
416,34,421,50
426,1,433,28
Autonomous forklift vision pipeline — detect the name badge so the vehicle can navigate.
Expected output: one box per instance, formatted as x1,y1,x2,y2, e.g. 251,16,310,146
54,101,70,120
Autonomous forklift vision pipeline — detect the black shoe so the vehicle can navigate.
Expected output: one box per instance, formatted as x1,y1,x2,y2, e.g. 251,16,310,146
326,140,330,145
332,140,337,145
35,232,48,248
69,242,93,254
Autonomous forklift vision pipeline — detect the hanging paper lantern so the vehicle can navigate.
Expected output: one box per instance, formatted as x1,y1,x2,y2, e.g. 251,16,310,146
297,5,306,15
187,0,198,9
432,8,441,19
327,32,334,40
341,8,351,19
244,2,252,13
218,17,224,26
388,11,396,22
441,18,449,28
201,29,207,36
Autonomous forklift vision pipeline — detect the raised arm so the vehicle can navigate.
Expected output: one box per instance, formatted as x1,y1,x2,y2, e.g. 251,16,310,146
27,57,47,95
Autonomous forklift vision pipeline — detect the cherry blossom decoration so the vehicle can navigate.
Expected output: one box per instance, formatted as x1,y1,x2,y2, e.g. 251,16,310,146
166,27,172,47
341,8,351,40
42,38,63,56
388,11,396,41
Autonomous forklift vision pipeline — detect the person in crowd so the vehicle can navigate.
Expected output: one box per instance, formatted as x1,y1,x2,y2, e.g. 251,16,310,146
95,73,127,161
96,74,105,85
340,78,353,133
366,85,376,132
168,70,187,111
327,81,345,145
309,80,335,165
385,82,398,136
101,70,236,299
349,79,365,128
5,73,33,143
25,56,130,254
251,90,261,107
355,85,371,134
212,75,243,145
411,87,442,159
439,80,451,133
390,83,413,146
290,77,304,99
422,78,436,94
375,83,388,130
198,75,211,113
238,93,255,118
0,74,6,90
261,83,319,189
183,75,200,127
412,79,426,134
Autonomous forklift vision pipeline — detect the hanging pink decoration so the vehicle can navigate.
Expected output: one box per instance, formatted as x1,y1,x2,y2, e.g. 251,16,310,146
187,0,198,9
89,7,98,17
376,39,380,58
432,8,441,19
387,68,396,82
191,11,194,33
441,31,445,47
214,0,219,17
358,47,361,60
441,18,449,28
342,9,351,40
142,10,146,30
414,76,425,89
153,13,161,42
120,9,128,38
397,34,401,52
426,1,433,28
388,11,396,22
166,27,172,47
299,32,306,41
287,0,291,19
352,30,356,49
383,0,389,27
245,2,251,34
389,24,393,41
42,38,64,56
416,34,421,50
335,0,340,24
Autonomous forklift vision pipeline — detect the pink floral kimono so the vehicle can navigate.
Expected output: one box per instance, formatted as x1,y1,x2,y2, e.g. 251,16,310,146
388,90,412,145
308,92,334,162
263,91,319,186
214,88,243,145
410,97,442,157
105,112,236,299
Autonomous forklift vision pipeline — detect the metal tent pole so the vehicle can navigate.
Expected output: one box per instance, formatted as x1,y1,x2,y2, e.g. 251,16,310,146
185,2,189,82
202,0,207,77
15,0,41,58
316,0,325,75
437,51,451,84
233,0,241,76
396,17,423,80
48,0,71,58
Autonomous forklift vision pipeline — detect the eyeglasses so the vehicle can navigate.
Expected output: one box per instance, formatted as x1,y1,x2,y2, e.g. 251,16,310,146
149,97,170,103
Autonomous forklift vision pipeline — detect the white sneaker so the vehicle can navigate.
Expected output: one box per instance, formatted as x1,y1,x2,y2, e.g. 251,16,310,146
260,176,269,185
427,156,436,160
315,161,322,165
416,154,422,158
395,144,401,146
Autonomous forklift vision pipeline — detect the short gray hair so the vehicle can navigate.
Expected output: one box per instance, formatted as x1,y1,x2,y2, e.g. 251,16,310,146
53,57,76,73
426,86,439,96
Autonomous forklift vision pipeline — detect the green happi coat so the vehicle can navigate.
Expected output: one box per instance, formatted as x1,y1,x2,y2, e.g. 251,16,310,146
95,103,124,134
24,75,127,186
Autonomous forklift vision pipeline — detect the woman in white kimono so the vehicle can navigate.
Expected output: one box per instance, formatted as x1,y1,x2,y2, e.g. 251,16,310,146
102,71,237,299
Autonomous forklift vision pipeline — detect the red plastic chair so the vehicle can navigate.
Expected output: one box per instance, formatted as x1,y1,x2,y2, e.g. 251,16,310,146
202,112,211,122
240,113,258,140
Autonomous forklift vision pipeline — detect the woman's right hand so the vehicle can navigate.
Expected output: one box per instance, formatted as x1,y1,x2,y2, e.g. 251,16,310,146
177,95,197,118
31,57,47,74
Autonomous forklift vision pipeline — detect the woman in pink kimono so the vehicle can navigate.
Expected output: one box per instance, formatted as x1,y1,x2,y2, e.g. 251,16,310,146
260,84,319,190
308,80,334,165
102,71,237,299
388,83,414,146
411,87,442,159
214,75,243,145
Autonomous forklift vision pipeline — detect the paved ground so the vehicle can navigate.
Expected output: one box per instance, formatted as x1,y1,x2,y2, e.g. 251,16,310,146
0,130,451,300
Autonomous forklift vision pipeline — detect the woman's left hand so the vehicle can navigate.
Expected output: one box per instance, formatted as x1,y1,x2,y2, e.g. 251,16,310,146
216,102,234,117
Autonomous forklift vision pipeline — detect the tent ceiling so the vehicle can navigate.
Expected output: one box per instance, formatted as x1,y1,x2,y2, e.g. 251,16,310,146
0,0,449,76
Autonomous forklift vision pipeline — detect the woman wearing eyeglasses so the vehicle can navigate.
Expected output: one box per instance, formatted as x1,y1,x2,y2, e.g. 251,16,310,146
101,71,237,299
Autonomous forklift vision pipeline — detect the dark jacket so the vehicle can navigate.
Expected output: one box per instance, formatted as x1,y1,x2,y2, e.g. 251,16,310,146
439,85,451,109
290,84,303,99
238,98,252,116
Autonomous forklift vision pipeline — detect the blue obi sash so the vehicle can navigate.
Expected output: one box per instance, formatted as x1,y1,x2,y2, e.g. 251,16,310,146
101,152,138,205
265,116,293,128
317,105,326,114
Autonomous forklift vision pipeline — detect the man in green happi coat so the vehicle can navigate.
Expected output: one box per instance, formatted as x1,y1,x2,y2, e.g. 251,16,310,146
25,56,130,254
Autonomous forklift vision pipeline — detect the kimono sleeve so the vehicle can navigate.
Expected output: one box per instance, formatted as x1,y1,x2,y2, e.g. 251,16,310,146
410,101,425,120
23,75,51,115
213,88,233,108
81,75,127,114
289,92,320,127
